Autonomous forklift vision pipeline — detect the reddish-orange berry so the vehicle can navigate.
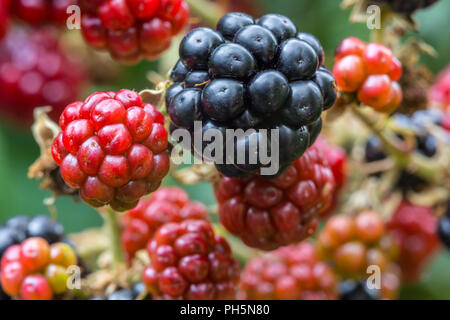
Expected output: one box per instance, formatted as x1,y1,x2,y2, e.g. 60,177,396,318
332,55,366,92
335,37,366,60
1,261,27,296
20,237,50,272
388,57,402,81
357,75,392,108
20,274,53,300
354,211,385,243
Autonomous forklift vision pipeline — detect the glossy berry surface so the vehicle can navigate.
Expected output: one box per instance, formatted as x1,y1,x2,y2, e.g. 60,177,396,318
142,219,239,300
215,144,336,250
239,242,337,300
317,212,401,299
0,26,86,125
0,237,78,299
333,38,402,112
167,12,337,178
121,187,208,260
79,0,190,64
387,201,439,282
51,90,170,211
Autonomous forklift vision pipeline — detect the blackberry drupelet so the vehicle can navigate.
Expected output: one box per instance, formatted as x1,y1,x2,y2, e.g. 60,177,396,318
167,12,337,178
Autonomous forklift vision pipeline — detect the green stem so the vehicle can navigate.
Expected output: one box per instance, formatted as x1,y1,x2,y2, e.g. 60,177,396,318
186,0,225,27
104,207,125,266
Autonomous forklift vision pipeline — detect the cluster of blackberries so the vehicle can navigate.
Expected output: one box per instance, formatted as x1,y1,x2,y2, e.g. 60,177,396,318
438,200,450,250
166,12,337,178
0,215,64,300
365,110,448,192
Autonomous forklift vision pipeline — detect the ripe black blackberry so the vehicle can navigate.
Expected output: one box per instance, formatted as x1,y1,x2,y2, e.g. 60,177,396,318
372,0,439,14
365,110,446,192
166,13,336,177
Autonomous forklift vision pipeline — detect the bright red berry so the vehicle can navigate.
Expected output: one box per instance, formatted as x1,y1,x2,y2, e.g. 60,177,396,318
363,43,394,75
1,244,21,270
388,56,403,81
357,74,393,108
215,144,336,250
20,274,53,300
377,80,402,113
0,26,86,125
52,90,170,211
79,0,190,63
335,37,366,61
387,200,440,282
121,187,208,260
332,55,366,92
1,261,27,296
333,37,403,113
142,219,239,300
19,237,50,272
239,242,337,300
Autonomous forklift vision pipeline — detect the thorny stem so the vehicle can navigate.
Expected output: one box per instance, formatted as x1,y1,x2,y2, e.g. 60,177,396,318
104,207,125,266
350,103,440,184
186,0,225,27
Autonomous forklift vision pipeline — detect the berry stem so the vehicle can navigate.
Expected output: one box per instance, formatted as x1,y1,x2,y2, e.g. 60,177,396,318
185,0,225,27
104,207,125,266
350,103,440,184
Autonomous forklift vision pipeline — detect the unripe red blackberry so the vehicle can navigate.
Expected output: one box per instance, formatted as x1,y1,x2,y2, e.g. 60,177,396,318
121,187,208,260
317,212,402,299
0,26,86,125
51,90,170,211
314,136,348,218
387,201,439,282
333,38,403,112
215,144,336,250
8,0,75,26
142,219,239,300
79,0,190,64
239,242,337,300
0,237,78,300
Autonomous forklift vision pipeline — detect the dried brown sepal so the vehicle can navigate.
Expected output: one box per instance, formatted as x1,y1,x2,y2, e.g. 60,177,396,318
28,107,78,199
172,162,221,186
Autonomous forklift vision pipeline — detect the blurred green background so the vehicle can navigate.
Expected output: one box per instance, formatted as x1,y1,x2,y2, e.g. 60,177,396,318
0,0,449,299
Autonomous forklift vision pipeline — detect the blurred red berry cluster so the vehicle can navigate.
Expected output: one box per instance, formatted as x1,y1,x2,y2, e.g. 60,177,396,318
78,0,190,64
1,238,77,300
